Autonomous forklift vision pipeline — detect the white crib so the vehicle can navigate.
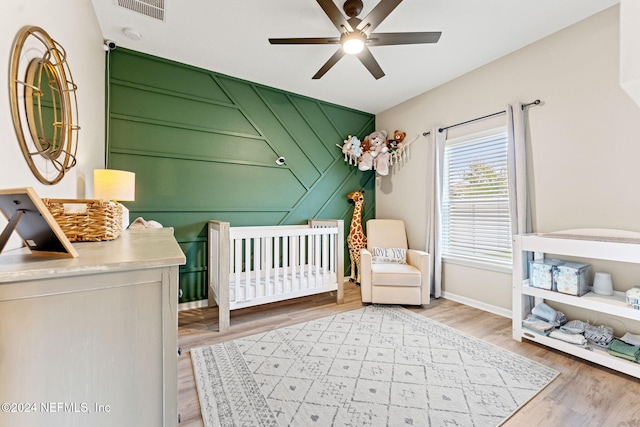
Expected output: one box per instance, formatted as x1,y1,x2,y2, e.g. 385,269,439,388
208,219,344,331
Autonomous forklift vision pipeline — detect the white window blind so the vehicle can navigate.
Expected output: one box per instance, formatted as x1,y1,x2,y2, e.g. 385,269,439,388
442,129,512,268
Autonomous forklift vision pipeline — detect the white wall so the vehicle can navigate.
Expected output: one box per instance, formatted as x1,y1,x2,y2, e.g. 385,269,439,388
620,0,640,106
1,1,105,246
376,5,640,311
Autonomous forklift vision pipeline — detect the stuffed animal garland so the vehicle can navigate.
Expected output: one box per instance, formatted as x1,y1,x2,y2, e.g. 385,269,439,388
337,129,408,176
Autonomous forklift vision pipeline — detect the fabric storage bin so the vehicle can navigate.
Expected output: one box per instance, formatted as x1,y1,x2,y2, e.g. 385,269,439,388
626,287,640,307
554,262,592,296
529,259,564,290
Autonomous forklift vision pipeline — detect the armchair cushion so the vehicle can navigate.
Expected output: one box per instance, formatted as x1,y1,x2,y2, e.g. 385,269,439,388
371,263,421,286
371,247,406,264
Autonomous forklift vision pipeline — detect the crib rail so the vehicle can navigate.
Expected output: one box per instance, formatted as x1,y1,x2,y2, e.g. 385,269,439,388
229,225,338,302
208,219,344,332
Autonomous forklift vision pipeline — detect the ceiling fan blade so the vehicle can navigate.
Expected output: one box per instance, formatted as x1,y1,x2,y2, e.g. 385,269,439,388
316,0,353,32
357,0,403,35
367,32,442,46
269,37,340,45
312,48,346,79
356,47,385,79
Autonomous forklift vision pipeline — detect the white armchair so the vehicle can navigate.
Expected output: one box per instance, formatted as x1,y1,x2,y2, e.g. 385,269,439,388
360,219,431,305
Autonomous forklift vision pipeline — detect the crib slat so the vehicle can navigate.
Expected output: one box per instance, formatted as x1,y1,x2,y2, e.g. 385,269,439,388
255,237,261,298
273,236,282,293
329,234,337,271
264,236,272,296
307,234,311,288
234,238,241,303
301,235,306,290
315,233,321,287
308,234,314,288
244,237,250,300
283,236,289,291
308,233,313,288
322,233,328,285
291,235,298,291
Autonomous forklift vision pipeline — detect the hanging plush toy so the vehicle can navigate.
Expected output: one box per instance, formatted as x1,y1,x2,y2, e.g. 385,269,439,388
359,130,388,172
387,130,407,153
350,136,362,158
388,130,408,166
339,136,352,161
338,135,363,165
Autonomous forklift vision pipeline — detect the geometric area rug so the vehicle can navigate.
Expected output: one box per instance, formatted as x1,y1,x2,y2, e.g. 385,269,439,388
191,305,558,427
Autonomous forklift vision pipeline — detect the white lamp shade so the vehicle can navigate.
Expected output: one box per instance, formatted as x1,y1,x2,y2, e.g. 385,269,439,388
93,169,136,201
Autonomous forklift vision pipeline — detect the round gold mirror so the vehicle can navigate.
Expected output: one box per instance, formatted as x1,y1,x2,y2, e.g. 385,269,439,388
9,26,80,185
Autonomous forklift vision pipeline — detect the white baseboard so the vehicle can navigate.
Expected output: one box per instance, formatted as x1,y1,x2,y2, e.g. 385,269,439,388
441,291,512,319
178,299,208,311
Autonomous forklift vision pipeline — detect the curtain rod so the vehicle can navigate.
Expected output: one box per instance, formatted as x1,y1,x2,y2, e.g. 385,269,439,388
421,99,541,136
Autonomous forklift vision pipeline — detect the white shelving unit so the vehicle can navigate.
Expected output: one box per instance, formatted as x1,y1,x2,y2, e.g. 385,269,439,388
512,229,640,379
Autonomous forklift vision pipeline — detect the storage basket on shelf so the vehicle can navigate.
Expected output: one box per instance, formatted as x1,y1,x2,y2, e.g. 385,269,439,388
626,287,640,310
554,261,592,296
529,258,564,290
42,198,122,242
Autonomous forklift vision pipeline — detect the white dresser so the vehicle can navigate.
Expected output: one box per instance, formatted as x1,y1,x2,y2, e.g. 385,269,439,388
0,228,185,427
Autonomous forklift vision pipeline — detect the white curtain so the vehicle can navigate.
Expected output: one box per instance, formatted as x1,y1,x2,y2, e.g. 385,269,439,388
425,127,446,298
506,103,531,237
507,103,533,314
426,105,530,299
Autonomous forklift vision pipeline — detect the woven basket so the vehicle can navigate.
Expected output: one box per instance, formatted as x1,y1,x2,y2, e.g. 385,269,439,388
42,198,123,242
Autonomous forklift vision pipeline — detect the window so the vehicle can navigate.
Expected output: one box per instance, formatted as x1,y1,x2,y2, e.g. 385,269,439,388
442,128,512,270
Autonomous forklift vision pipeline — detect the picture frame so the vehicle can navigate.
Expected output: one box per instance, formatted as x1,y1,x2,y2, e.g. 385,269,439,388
0,187,78,257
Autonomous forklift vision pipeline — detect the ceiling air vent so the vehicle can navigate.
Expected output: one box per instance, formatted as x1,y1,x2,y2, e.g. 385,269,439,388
115,0,165,21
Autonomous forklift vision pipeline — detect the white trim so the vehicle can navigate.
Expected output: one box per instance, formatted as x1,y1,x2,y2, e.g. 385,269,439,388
179,299,208,311
441,291,512,318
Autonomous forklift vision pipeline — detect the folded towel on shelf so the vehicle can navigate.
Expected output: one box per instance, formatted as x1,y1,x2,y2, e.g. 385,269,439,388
549,329,587,346
523,315,555,333
532,302,556,322
609,349,638,363
523,326,551,336
608,339,640,362
620,332,640,346
584,324,614,349
560,319,588,335
532,302,567,327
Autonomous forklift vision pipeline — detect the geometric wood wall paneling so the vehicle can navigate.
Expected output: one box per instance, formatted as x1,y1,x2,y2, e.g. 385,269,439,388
107,49,375,303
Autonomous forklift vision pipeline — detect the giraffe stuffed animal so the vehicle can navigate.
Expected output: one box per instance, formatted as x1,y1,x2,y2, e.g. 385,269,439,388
346,190,367,284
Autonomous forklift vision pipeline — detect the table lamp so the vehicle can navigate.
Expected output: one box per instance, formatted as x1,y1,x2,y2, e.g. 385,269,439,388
93,169,135,230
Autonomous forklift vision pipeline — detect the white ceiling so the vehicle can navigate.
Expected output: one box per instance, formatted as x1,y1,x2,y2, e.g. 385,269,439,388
91,0,619,114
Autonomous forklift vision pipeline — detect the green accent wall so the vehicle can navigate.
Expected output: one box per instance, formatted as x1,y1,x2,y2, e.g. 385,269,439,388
107,49,376,303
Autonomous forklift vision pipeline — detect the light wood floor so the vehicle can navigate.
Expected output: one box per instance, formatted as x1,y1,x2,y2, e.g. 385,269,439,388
178,282,640,426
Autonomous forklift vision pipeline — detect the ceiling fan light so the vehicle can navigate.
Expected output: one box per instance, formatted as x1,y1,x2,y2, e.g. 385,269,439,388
342,35,365,54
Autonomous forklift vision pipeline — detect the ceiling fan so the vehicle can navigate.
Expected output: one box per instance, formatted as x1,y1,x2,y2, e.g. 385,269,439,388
268,0,441,80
